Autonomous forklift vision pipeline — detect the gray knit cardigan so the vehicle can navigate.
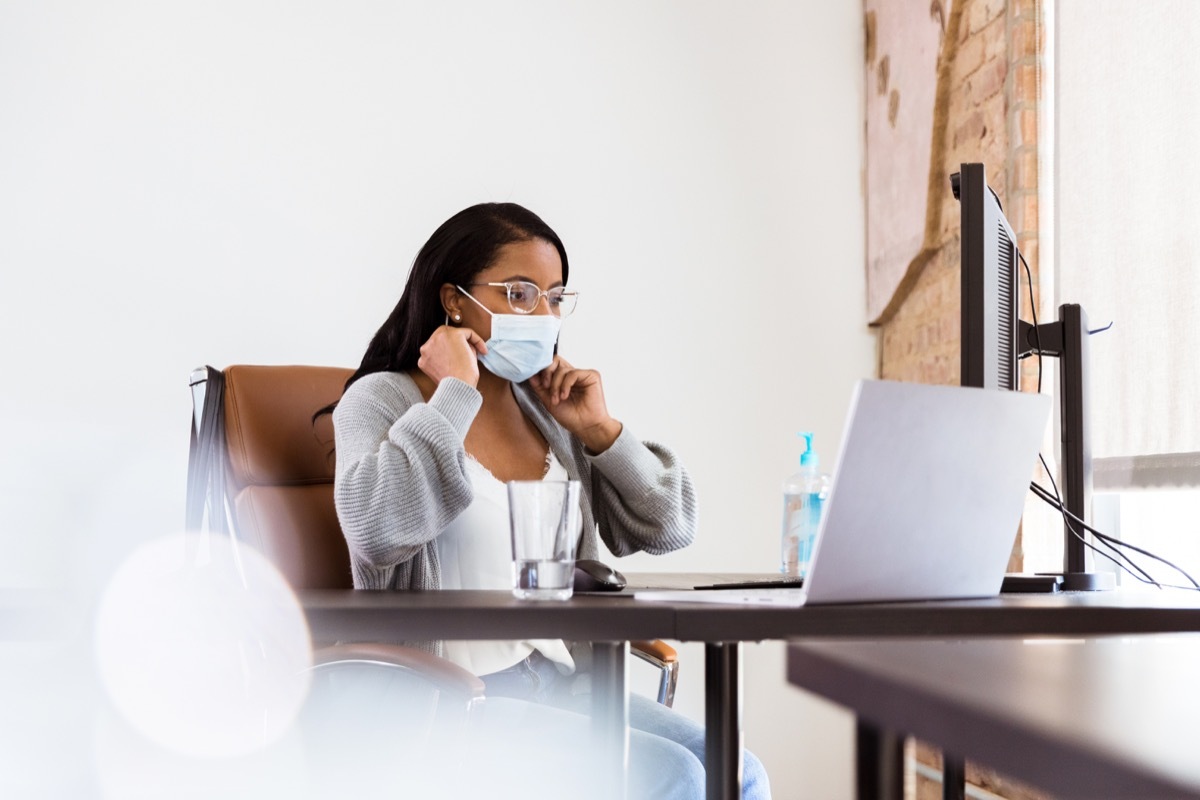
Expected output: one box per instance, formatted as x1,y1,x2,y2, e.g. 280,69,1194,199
332,372,697,595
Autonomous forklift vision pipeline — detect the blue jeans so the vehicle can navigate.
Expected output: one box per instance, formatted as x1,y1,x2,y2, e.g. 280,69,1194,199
477,651,771,800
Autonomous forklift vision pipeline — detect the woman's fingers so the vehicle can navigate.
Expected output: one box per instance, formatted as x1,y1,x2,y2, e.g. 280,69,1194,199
548,361,575,403
465,328,488,356
555,368,588,402
529,356,616,450
546,363,599,406
418,325,482,386
535,356,567,395
534,355,604,415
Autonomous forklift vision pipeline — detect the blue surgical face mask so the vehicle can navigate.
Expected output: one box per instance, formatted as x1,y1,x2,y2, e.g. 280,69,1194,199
456,287,562,382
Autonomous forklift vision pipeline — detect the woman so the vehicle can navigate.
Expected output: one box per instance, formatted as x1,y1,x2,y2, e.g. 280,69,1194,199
330,203,770,799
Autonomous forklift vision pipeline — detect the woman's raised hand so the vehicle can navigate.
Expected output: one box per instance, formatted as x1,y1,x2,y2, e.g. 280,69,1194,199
418,326,488,387
530,355,622,453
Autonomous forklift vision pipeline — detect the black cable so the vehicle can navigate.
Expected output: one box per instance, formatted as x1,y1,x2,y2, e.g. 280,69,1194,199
1015,248,1200,591
1031,482,1200,591
1035,451,1153,583
1017,248,1043,394
1028,481,1159,586
1029,488,1200,591
1030,482,1200,589
1029,481,1160,587
1028,494,1200,593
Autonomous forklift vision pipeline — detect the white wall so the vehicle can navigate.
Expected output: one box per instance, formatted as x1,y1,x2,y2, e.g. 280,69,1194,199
0,1,873,796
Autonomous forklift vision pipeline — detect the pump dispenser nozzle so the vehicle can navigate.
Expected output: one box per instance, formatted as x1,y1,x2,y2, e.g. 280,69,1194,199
797,432,818,469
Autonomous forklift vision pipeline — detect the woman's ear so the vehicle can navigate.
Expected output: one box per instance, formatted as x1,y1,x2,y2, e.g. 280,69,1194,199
440,284,462,323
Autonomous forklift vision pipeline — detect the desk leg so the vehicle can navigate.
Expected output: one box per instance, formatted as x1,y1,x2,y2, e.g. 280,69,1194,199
855,721,904,800
592,641,630,800
942,753,965,800
705,642,743,800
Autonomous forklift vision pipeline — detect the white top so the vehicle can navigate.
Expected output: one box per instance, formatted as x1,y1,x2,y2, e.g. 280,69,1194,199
435,449,579,677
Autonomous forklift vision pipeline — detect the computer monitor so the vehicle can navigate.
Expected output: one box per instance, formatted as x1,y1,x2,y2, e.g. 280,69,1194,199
951,162,1109,590
953,163,1019,391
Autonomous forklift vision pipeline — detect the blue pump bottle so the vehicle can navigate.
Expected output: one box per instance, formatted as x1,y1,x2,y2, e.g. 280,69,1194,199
780,433,831,577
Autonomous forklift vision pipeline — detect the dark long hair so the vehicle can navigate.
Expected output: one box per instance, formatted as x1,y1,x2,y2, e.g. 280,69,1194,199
317,203,569,419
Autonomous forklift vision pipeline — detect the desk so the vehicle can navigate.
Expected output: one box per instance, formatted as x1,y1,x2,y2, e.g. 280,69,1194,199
299,578,1200,800
786,634,1200,799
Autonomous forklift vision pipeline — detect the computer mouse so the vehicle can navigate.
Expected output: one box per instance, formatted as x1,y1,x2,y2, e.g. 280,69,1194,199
573,559,627,592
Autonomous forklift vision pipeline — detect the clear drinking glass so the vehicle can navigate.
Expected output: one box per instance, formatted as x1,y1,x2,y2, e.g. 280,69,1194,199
507,480,581,600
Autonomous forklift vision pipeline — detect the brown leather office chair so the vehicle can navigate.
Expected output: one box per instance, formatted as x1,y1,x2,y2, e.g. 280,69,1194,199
186,364,677,709
187,363,485,734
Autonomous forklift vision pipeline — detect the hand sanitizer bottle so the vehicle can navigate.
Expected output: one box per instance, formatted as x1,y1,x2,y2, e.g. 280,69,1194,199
781,432,831,578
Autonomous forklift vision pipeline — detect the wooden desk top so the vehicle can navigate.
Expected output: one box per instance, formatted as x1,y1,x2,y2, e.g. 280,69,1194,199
300,588,676,642
299,574,1200,644
787,634,1200,799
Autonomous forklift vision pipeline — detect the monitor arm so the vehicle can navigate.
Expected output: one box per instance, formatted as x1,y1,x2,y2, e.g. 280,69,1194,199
1018,304,1111,590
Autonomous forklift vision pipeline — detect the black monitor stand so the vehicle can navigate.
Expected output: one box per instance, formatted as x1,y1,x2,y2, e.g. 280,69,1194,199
1019,303,1115,591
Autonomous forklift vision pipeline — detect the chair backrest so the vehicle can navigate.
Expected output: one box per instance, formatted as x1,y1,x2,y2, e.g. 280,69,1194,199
221,364,354,590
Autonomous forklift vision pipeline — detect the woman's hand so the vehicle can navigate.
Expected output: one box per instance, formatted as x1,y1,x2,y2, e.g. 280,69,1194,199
530,356,622,453
418,325,488,388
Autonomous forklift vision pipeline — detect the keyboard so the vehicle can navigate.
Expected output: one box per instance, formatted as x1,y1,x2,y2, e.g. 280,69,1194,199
693,577,805,590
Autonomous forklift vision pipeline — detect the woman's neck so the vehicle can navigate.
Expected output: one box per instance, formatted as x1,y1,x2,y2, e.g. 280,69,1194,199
474,369,518,410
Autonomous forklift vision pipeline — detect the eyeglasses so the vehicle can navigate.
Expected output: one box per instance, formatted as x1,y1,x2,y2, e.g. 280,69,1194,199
466,281,579,317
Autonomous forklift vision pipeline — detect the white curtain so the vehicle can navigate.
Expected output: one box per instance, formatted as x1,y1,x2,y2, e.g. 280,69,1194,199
1055,0,1200,488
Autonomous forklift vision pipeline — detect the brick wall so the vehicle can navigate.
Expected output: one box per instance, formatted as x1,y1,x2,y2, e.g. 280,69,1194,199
877,0,1017,388
876,0,1043,390
913,741,1053,800
870,1,1052,798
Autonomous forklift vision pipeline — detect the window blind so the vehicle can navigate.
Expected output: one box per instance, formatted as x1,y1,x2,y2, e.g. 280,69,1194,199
1055,0,1200,488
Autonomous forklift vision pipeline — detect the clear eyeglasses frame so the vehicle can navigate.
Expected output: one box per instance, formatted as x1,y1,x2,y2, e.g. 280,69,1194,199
466,281,579,317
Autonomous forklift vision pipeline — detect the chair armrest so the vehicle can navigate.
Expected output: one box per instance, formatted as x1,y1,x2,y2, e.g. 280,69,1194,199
313,643,485,699
631,640,677,665
630,639,680,707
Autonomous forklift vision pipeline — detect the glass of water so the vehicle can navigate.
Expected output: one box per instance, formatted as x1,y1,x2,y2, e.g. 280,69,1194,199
507,480,581,601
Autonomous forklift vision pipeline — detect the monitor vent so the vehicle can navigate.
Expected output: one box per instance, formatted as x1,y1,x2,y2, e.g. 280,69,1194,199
996,222,1016,389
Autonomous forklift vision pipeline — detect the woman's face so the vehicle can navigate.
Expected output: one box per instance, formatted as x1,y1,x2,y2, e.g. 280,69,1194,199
447,238,564,341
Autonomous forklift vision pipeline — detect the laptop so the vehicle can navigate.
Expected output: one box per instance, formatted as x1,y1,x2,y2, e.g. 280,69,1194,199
634,379,1051,607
